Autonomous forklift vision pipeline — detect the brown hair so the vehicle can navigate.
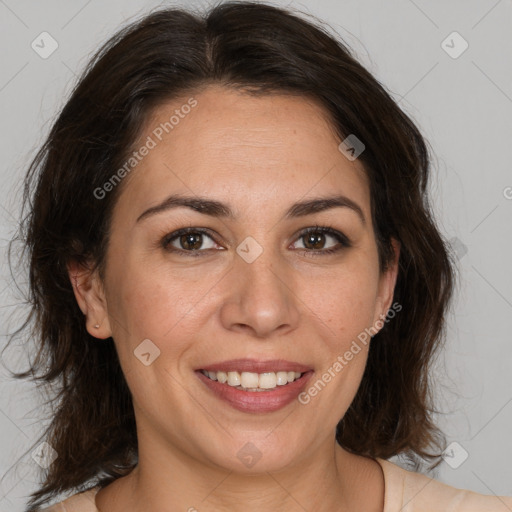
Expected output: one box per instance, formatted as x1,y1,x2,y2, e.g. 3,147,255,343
4,1,456,510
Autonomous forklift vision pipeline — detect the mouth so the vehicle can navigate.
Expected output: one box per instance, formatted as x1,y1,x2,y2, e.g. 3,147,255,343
198,368,307,392
194,359,314,413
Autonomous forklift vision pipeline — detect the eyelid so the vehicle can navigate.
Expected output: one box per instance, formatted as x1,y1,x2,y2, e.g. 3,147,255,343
161,225,351,256
294,224,351,246
289,225,351,257
161,227,221,253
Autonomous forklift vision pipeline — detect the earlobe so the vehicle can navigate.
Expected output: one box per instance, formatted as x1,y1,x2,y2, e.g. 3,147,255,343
67,259,112,339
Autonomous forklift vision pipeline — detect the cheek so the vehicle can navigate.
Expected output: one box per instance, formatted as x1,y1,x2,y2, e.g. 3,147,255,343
299,273,377,418
299,262,380,340
108,255,213,339
105,258,227,395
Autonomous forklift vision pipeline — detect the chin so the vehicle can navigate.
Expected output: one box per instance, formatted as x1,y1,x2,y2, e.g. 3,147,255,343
200,432,306,474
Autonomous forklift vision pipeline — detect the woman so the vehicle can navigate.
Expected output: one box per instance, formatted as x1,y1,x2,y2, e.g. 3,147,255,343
6,1,511,511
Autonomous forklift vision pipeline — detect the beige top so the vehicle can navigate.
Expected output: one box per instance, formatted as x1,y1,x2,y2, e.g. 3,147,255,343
40,457,512,511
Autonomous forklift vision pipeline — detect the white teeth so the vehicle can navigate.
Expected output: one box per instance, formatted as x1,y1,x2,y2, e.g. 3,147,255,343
276,371,288,385
201,369,304,390
240,372,259,388
227,371,241,386
259,372,277,389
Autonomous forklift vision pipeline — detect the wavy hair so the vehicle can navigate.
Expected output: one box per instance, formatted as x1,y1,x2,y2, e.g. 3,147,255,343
3,1,456,510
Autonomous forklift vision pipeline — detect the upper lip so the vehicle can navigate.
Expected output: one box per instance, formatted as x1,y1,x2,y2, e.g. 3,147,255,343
197,358,313,373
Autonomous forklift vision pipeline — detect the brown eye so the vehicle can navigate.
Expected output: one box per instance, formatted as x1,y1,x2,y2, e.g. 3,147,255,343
302,231,328,250
161,225,350,258
162,228,219,256
292,226,351,256
178,232,204,251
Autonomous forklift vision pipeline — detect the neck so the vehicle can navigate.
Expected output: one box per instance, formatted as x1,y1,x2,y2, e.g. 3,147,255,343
102,437,383,512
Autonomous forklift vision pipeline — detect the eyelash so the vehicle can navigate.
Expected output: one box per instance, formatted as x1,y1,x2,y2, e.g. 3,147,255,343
160,224,351,258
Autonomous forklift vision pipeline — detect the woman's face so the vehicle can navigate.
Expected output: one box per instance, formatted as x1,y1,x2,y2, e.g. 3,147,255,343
71,84,399,473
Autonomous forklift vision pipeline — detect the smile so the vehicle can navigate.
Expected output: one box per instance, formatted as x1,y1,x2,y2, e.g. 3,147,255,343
196,368,314,413
200,369,304,391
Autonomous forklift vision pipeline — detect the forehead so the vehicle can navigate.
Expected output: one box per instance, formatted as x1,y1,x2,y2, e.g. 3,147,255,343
116,85,370,222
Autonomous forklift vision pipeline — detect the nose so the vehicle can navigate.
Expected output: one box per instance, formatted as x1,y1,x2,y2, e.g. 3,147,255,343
219,242,301,338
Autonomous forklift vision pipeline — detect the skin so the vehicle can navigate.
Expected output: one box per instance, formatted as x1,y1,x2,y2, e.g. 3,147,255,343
68,84,400,512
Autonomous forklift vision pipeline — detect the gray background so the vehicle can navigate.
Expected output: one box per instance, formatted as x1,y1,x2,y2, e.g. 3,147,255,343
0,0,511,510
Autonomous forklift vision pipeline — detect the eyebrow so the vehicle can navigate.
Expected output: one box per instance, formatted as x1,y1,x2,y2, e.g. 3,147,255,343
135,193,366,224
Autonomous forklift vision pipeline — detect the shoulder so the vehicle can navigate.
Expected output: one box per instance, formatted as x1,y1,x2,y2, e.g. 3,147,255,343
376,458,512,512
38,487,100,512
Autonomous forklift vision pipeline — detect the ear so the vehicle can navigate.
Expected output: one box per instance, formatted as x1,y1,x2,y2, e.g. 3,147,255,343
373,238,400,325
67,259,112,340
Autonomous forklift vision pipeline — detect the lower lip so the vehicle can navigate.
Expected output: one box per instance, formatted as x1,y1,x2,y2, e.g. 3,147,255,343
196,370,314,413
